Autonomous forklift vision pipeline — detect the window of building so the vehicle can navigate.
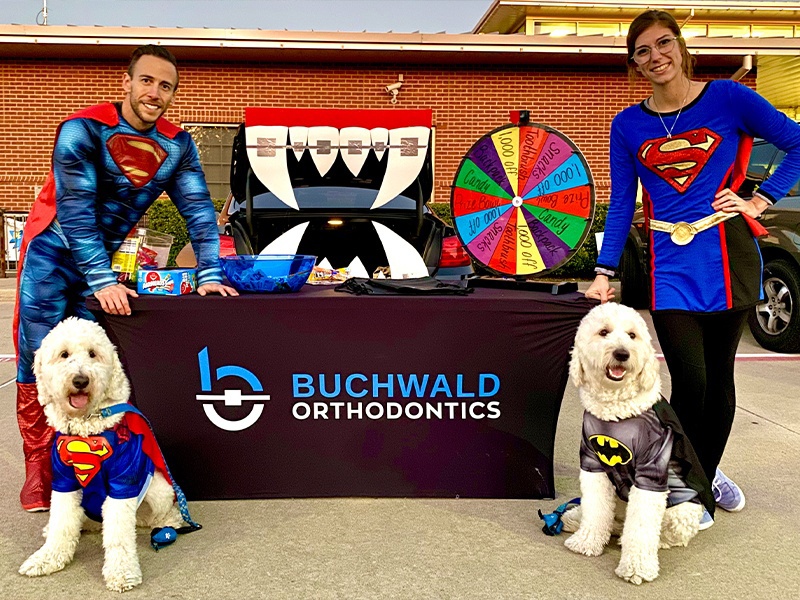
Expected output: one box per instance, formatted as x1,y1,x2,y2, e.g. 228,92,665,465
184,124,239,200
707,24,751,38
751,25,795,39
680,25,708,39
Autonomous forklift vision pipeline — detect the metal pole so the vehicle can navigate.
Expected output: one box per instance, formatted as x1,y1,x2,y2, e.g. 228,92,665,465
38,0,48,25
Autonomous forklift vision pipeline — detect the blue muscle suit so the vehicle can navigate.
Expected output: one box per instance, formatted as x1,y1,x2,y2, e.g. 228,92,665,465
15,102,222,511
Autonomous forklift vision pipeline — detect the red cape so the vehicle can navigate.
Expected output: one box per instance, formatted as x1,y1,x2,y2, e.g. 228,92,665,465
122,410,174,488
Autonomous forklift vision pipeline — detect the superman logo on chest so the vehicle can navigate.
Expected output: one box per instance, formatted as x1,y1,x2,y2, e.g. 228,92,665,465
56,435,114,486
638,128,722,193
106,134,168,188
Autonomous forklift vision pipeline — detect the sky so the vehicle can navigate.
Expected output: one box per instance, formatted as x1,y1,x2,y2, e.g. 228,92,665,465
3,0,492,33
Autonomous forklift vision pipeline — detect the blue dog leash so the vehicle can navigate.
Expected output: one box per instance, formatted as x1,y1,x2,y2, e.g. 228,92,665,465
538,498,581,536
100,403,202,550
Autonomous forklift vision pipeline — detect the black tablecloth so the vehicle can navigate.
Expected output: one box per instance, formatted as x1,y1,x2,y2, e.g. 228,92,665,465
89,285,593,500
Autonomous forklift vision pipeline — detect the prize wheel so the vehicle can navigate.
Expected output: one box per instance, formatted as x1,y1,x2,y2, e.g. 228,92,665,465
451,123,596,277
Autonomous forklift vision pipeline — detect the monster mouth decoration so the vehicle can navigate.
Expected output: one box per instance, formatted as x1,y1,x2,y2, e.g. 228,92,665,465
243,108,434,278
245,123,430,211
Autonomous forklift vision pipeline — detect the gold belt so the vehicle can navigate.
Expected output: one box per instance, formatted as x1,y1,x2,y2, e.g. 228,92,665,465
648,211,736,246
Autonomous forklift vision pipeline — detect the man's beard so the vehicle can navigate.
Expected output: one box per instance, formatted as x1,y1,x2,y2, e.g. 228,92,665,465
130,98,166,127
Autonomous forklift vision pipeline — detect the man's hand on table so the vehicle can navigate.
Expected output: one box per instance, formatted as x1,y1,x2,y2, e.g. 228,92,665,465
197,282,239,297
96,283,138,316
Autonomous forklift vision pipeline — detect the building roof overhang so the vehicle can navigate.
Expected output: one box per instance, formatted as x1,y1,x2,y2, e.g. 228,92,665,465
0,23,795,68
474,0,800,34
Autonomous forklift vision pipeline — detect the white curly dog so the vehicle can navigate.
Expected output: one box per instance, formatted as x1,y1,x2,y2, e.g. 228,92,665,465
562,302,705,585
19,317,186,592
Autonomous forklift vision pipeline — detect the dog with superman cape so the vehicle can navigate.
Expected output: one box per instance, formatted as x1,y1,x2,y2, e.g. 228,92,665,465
19,317,194,592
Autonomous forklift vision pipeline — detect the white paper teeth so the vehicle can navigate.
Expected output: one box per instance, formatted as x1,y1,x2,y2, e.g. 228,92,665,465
339,127,372,177
370,126,431,209
259,221,310,255
370,127,389,161
372,221,428,278
246,125,430,210
307,126,340,177
253,219,427,280
288,126,309,161
245,125,299,210
346,256,370,279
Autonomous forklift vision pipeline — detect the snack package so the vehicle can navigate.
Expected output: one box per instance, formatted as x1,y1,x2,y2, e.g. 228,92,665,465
137,268,197,295
111,228,174,283
307,265,349,285
111,236,142,283
140,229,173,268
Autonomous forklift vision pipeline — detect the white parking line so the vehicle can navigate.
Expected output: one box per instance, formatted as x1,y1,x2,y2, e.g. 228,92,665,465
732,353,800,361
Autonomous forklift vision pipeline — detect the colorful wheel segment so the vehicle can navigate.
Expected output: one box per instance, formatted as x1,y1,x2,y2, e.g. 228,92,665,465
451,123,595,277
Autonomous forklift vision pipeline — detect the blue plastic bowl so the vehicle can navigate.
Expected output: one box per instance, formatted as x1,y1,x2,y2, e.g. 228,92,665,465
219,254,317,293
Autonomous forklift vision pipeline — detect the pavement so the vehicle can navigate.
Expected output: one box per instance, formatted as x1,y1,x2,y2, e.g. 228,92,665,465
0,276,799,599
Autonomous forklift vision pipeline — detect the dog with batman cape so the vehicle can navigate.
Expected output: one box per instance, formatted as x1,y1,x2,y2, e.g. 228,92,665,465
561,303,714,585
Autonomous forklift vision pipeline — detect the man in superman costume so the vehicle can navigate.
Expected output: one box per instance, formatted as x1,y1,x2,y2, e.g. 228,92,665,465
15,45,237,512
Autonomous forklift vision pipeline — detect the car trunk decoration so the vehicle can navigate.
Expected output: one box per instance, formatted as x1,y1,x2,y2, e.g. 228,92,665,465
229,108,454,279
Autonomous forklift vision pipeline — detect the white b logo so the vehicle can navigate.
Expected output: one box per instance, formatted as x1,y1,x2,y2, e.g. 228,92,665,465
195,348,270,431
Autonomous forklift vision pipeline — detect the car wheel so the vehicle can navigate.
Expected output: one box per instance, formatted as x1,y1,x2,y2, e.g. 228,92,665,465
748,258,800,353
619,241,649,309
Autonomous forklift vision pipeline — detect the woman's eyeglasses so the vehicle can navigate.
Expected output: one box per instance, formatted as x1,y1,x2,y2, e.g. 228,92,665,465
631,37,678,64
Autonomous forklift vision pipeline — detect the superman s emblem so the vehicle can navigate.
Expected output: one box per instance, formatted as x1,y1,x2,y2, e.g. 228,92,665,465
57,436,114,487
638,128,721,193
106,134,167,187
589,435,632,467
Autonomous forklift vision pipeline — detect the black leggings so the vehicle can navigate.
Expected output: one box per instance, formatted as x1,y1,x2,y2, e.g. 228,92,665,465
651,309,749,483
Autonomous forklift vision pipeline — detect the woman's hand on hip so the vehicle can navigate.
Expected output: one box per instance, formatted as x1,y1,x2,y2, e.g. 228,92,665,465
712,188,769,219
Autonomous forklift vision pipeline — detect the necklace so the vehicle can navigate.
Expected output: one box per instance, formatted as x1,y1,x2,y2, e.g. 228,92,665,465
651,83,692,139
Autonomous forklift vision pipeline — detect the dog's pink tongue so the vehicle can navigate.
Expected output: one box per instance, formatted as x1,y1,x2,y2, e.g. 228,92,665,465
609,366,626,378
69,393,89,409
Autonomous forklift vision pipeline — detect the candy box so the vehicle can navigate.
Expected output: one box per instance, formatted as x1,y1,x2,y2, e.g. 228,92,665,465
137,268,197,295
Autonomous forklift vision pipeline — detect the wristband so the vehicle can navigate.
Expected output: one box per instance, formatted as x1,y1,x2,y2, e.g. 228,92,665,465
753,190,774,205
594,267,615,277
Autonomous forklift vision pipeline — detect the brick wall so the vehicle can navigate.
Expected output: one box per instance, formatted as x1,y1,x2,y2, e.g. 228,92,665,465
0,57,751,212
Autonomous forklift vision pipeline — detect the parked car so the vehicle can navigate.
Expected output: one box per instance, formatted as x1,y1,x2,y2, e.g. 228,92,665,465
618,139,800,353
225,109,472,281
